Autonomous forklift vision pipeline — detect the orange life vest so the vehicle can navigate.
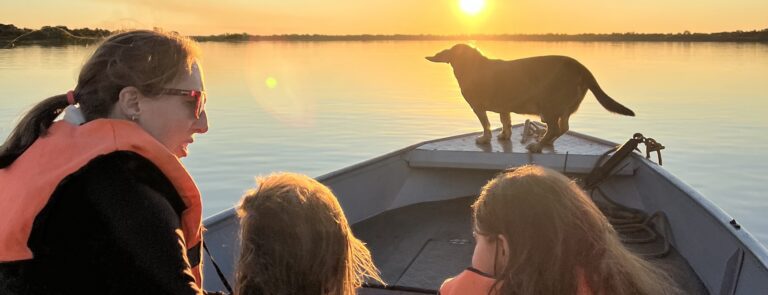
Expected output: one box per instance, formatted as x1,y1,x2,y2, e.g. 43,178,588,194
0,119,204,288
439,268,498,295
440,267,593,295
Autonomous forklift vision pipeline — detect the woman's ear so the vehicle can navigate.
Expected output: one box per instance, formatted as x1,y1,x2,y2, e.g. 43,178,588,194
113,86,142,120
497,234,510,258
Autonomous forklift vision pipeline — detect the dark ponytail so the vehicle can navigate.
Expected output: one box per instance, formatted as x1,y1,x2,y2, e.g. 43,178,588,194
0,95,69,168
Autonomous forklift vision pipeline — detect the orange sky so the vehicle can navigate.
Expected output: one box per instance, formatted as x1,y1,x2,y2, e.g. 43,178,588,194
3,0,767,35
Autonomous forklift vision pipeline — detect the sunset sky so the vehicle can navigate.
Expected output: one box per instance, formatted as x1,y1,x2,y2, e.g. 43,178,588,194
3,0,767,36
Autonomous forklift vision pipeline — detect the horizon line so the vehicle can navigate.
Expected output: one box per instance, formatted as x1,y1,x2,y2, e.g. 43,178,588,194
3,23,768,37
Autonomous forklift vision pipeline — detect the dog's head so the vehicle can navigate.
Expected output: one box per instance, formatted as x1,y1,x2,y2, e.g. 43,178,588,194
425,44,484,64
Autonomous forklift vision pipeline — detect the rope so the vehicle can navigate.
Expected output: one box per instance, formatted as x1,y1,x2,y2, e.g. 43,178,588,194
581,133,671,258
520,119,546,144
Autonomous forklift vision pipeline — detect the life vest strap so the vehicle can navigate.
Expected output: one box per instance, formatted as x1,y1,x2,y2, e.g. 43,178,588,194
203,241,233,294
188,242,201,267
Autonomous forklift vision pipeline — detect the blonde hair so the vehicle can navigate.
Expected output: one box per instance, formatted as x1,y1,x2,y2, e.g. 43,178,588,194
235,172,383,295
473,165,679,295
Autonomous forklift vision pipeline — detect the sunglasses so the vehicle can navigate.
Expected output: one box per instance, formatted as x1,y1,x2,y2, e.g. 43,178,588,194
161,88,207,119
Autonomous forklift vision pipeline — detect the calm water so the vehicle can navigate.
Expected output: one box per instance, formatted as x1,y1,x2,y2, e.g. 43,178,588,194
1,41,767,245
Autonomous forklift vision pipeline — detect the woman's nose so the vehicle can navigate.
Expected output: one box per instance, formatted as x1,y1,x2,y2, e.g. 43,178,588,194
194,109,209,134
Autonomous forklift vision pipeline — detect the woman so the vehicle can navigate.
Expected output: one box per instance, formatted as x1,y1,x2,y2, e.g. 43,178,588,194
235,172,383,295
0,30,214,294
440,165,679,295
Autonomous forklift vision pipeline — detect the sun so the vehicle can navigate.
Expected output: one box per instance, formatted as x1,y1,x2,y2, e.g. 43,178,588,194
460,0,485,15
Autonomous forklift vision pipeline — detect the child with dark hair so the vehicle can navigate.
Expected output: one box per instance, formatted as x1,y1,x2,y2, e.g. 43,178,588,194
441,165,679,295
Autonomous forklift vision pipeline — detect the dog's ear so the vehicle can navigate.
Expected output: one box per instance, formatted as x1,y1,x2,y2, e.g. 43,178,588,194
425,49,452,63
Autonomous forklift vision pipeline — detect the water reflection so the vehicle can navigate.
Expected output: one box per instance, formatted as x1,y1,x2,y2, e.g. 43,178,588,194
1,41,767,245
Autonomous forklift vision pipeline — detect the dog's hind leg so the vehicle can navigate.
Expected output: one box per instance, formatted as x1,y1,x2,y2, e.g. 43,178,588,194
473,108,492,144
498,112,512,140
527,114,560,153
558,113,571,137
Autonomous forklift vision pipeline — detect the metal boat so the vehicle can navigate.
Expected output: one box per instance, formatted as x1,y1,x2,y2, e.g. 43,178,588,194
202,122,768,294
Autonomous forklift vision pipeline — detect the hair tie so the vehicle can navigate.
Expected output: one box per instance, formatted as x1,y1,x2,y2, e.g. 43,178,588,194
66,90,76,105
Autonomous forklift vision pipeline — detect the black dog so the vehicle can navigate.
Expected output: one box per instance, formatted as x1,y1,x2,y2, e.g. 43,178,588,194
427,44,634,152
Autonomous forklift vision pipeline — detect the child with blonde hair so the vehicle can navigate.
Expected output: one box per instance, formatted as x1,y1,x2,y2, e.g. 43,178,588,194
235,172,383,295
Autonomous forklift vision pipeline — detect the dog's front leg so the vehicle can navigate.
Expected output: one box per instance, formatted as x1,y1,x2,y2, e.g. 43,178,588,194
472,108,492,144
498,112,512,140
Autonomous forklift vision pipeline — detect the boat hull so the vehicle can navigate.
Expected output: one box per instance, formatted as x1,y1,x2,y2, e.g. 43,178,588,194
202,125,768,294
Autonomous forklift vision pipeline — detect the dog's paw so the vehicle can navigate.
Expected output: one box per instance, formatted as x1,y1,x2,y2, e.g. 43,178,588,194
475,133,491,144
527,141,555,153
526,142,544,153
497,130,512,140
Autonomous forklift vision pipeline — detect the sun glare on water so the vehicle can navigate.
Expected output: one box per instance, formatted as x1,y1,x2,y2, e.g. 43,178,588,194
460,0,485,15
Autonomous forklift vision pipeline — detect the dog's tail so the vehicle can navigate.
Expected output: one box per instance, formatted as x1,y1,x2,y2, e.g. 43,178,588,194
585,72,635,116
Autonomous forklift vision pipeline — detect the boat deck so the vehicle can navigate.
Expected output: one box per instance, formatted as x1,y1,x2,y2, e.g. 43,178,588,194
354,196,708,294
404,123,634,176
417,121,613,155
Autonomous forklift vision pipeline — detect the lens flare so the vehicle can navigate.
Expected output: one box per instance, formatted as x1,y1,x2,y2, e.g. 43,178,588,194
265,77,278,89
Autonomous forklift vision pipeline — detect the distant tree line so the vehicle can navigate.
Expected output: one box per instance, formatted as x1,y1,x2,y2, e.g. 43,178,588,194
193,33,251,42
192,29,768,42
1,24,110,47
3,23,767,48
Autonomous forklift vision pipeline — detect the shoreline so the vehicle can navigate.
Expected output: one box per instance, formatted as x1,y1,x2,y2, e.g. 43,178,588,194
2,24,767,47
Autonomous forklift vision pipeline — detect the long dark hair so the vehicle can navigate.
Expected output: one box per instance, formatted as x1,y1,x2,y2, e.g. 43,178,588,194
235,173,383,295
473,165,679,295
0,29,200,168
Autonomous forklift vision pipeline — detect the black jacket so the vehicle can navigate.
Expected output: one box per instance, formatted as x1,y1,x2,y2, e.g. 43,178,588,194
0,151,205,295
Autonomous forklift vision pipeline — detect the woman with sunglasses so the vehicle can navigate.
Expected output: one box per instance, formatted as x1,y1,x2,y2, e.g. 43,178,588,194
440,165,679,295
0,30,215,294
